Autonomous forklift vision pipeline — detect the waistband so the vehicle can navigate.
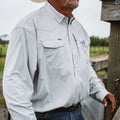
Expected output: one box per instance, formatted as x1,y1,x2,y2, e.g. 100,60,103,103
54,102,81,112
35,102,81,113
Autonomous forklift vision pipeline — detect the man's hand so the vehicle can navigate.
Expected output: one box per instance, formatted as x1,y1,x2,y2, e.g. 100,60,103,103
103,93,116,112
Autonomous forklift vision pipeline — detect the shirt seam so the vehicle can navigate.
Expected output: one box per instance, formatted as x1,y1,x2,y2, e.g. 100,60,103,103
14,7,48,29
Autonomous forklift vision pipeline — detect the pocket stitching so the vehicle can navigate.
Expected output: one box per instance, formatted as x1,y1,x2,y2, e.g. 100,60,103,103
41,40,64,49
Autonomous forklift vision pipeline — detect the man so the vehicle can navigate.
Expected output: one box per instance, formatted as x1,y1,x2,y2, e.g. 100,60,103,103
3,0,116,120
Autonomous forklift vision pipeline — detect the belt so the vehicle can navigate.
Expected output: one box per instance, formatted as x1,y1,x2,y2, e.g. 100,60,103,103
53,102,81,112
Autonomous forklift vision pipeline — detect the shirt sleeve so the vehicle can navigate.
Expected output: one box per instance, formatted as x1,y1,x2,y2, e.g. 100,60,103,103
88,61,109,102
2,27,37,120
86,36,109,103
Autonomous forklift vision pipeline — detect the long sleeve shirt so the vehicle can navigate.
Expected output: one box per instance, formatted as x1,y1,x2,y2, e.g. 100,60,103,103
3,1,109,120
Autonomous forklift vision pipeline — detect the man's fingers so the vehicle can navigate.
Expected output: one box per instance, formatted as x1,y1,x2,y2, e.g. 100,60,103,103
103,98,108,107
110,96,116,112
103,94,116,112
106,94,116,112
111,100,115,112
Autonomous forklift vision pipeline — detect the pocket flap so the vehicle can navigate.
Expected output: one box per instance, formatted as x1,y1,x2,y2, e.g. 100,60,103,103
42,40,64,48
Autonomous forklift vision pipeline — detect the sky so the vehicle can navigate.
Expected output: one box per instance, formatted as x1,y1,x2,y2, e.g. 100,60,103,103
0,0,110,38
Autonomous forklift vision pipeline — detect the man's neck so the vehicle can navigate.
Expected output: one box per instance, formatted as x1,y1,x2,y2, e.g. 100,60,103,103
47,0,73,18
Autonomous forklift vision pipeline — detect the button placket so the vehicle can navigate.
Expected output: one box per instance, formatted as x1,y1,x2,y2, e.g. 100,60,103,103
67,24,79,104
69,27,83,104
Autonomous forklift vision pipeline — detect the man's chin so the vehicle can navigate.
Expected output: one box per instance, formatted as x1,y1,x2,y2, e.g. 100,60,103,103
66,1,79,9
67,1,79,9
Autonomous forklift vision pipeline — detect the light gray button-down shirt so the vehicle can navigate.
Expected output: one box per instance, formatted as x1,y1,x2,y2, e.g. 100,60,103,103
3,1,109,120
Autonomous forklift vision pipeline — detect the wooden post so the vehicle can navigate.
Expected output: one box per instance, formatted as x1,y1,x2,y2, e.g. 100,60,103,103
101,0,120,119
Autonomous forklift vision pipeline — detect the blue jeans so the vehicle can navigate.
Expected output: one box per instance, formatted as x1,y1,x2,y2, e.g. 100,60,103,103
35,104,85,120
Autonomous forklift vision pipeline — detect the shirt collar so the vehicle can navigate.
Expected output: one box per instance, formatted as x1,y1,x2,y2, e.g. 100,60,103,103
45,1,75,24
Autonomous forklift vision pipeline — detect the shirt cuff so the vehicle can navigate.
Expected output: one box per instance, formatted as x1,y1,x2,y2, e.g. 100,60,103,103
96,90,109,103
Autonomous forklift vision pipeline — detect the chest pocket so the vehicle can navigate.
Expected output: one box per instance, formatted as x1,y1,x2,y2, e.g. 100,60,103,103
41,40,64,57
42,40,64,48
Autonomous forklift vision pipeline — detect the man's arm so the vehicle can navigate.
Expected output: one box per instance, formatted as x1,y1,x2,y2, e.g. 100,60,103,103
88,61,109,101
86,36,116,112
2,27,37,120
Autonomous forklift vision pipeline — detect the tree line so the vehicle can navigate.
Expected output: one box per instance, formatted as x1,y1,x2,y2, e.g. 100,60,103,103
90,36,109,47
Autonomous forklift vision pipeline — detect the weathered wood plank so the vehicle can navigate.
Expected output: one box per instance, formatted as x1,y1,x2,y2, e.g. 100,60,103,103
91,59,108,72
105,22,120,120
101,1,120,21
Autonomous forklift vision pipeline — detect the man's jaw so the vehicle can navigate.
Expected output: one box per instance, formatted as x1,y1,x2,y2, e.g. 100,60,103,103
65,0,79,9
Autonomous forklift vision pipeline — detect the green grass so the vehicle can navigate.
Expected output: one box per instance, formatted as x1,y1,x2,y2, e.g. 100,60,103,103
0,58,5,77
97,70,106,76
0,44,8,57
0,94,6,108
90,46,109,57
0,45,7,77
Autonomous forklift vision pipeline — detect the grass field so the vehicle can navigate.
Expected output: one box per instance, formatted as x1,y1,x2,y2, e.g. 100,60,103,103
90,46,109,57
0,45,7,77
0,58,5,78
0,46,109,77
0,44,8,57
0,94,6,108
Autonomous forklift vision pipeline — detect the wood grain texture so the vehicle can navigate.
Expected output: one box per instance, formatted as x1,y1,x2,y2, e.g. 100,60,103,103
101,1,120,21
92,59,108,72
104,22,120,120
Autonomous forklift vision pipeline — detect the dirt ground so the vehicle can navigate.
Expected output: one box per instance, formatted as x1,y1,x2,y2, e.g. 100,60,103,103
90,55,108,62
